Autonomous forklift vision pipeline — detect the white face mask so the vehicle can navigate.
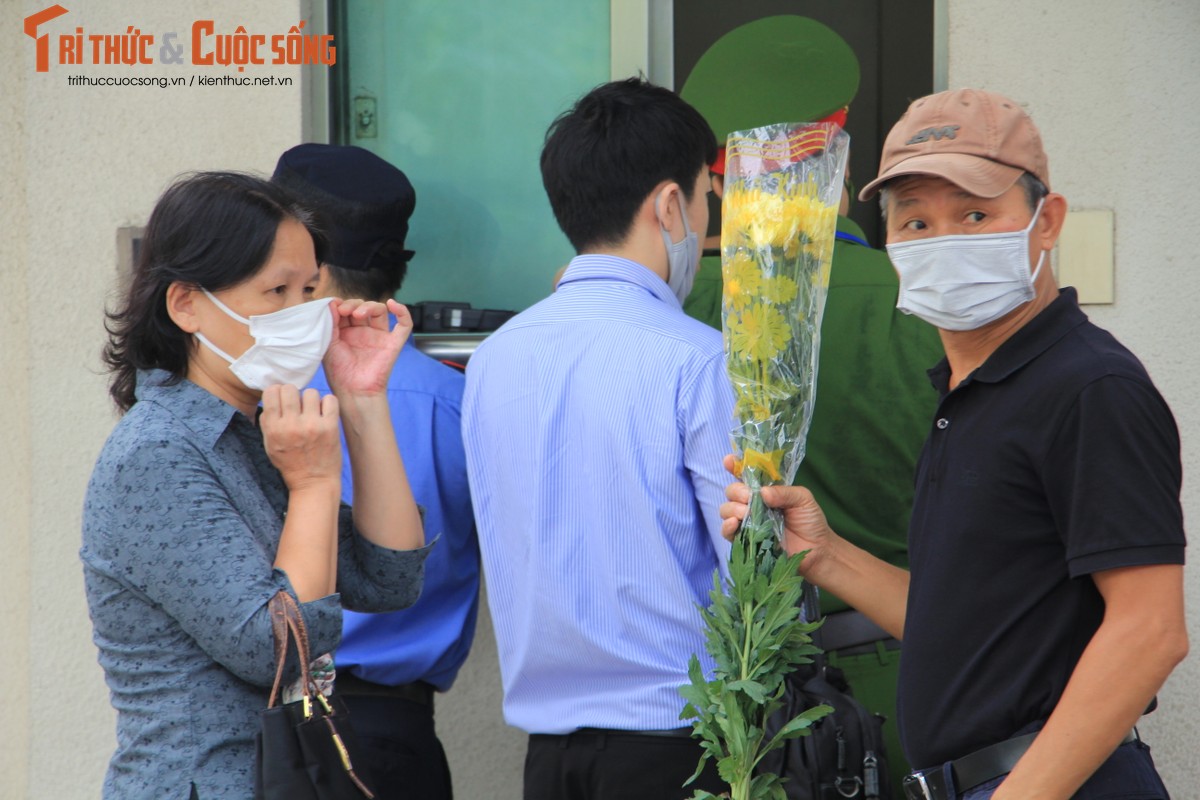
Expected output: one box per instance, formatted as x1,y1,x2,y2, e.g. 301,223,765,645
886,200,1046,331
656,190,699,304
194,290,334,391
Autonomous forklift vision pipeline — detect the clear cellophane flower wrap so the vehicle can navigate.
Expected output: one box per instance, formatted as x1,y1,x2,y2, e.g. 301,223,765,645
722,122,849,544
677,124,849,800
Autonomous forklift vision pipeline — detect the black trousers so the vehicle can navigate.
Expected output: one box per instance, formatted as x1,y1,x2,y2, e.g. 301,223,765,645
341,692,454,800
524,729,725,800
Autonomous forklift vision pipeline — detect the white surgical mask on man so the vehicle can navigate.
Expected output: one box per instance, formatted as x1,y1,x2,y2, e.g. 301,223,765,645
886,199,1046,331
656,190,699,304
194,290,334,390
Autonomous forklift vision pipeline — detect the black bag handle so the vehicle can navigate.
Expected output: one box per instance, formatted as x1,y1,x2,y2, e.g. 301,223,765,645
262,590,376,798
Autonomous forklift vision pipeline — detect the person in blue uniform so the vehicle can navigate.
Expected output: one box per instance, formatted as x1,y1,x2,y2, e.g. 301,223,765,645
274,144,481,800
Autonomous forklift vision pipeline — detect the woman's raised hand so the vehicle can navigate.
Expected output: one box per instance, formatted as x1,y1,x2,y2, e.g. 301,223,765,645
322,298,413,398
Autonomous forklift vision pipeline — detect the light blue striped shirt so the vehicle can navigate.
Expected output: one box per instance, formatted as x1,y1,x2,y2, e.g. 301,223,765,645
463,254,735,734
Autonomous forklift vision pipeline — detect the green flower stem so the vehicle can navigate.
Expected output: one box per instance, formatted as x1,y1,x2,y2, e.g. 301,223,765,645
740,598,754,680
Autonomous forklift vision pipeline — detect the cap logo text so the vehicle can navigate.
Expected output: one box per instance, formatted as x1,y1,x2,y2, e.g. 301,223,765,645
907,125,960,145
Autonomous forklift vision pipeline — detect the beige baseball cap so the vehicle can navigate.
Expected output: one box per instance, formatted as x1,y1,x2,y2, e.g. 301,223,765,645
859,88,1050,200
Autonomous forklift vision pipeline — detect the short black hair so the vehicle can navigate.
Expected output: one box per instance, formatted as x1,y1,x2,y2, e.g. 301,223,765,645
322,261,404,303
540,77,717,252
103,172,326,412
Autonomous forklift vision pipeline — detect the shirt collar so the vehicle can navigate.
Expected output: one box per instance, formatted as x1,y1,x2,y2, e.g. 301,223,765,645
556,254,681,309
928,287,1087,393
134,368,247,449
835,215,870,244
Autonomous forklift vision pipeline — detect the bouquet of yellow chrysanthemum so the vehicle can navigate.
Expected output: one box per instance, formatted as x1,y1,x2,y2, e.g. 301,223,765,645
722,122,847,505
681,121,848,800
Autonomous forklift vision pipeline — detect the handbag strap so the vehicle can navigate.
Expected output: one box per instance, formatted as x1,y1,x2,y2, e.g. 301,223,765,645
266,590,317,709
801,581,831,671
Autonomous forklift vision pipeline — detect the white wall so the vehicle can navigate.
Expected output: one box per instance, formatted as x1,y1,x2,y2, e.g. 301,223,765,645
5,1,309,797
2,5,34,795
4,1,1198,798
948,0,1200,788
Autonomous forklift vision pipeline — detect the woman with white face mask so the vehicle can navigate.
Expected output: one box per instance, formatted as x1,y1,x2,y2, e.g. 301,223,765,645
83,172,429,800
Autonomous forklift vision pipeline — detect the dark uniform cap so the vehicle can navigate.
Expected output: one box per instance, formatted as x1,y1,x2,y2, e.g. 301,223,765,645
272,143,416,272
680,15,860,145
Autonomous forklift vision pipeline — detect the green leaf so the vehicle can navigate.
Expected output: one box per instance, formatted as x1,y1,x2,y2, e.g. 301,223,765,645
679,682,711,716
726,679,768,704
716,754,741,786
750,771,788,800
683,748,713,788
761,703,834,752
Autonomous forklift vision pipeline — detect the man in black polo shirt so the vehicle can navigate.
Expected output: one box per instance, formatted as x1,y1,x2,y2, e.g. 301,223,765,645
720,88,1188,800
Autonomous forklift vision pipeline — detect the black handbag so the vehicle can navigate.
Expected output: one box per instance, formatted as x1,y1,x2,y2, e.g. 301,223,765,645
254,590,376,800
757,585,893,800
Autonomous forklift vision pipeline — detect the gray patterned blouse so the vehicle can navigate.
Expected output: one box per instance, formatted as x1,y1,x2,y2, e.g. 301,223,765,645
81,370,430,799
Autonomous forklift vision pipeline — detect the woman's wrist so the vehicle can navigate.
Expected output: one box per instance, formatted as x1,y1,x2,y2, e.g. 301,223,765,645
284,476,341,503
334,390,389,428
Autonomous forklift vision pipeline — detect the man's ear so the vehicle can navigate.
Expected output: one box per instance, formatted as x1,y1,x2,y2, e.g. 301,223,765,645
647,180,681,230
712,173,725,200
1036,192,1069,251
166,281,201,333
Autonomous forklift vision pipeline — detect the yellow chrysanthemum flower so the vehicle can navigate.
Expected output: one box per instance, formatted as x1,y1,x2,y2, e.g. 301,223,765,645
750,192,794,251
720,185,755,244
760,275,798,305
730,382,778,424
722,251,762,312
783,235,802,260
727,302,791,362
781,191,834,240
735,397,774,424
808,255,833,290
723,185,807,251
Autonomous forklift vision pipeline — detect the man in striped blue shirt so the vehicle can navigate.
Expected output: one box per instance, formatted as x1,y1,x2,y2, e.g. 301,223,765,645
463,78,736,800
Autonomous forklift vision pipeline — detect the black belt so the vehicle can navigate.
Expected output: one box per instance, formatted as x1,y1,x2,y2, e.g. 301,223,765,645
902,729,1138,799
832,637,902,658
571,727,694,739
335,673,435,706
821,609,899,654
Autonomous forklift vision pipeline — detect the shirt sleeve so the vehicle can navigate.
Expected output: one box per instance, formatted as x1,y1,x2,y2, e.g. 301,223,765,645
85,434,342,687
335,502,433,612
680,350,737,579
1042,374,1186,577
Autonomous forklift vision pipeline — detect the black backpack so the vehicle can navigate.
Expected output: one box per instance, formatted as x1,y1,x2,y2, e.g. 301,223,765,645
757,587,893,800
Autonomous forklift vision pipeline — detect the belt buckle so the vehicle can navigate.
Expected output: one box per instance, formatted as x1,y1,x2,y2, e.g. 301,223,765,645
902,772,933,800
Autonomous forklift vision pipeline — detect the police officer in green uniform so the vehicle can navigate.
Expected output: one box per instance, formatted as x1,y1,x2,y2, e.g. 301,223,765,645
680,16,944,789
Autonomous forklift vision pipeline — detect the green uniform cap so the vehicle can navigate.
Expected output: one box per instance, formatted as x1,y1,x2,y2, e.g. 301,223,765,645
680,15,860,143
